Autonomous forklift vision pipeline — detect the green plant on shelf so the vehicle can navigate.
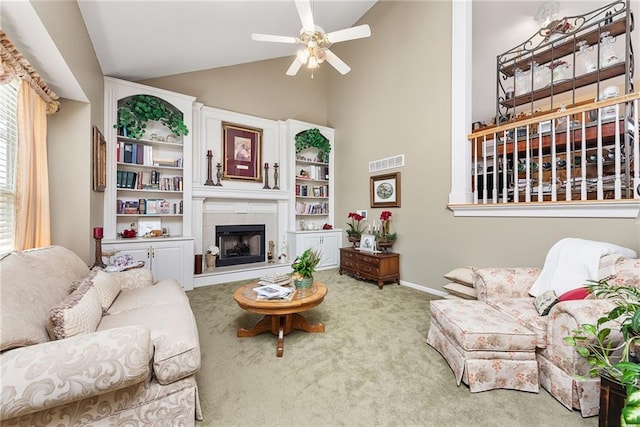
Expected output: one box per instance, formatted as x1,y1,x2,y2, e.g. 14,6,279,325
295,128,331,161
114,94,189,140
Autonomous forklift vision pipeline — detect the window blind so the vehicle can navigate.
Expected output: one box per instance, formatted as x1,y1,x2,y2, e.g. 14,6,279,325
0,79,19,253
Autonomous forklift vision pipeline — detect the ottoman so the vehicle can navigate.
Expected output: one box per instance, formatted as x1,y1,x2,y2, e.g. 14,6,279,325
427,299,539,393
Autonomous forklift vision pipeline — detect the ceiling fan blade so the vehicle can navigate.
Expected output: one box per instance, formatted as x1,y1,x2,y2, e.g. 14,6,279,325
286,58,304,76
324,49,351,75
251,33,298,44
295,0,315,33
326,25,371,44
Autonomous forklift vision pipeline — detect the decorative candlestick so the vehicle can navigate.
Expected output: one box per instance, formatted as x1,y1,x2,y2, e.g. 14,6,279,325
273,163,280,190
215,163,223,186
92,227,106,269
263,162,271,189
205,150,214,186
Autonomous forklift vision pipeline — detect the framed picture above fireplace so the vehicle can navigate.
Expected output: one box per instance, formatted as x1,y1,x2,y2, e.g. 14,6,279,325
222,122,263,181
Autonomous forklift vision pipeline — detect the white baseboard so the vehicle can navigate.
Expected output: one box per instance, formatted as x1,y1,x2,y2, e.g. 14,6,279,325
399,280,448,297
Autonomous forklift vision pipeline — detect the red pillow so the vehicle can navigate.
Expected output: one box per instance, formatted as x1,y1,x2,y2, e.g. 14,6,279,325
558,287,590,301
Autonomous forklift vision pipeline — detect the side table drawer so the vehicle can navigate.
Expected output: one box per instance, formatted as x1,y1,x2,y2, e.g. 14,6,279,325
359,264,380,275
341,259,358,269
355,253,380,267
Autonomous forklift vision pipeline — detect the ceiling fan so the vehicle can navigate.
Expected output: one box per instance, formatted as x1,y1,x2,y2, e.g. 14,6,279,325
251,0,371,76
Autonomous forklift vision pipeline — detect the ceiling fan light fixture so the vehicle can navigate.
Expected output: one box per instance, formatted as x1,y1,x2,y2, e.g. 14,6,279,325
297,48,310,63
307,55,319,69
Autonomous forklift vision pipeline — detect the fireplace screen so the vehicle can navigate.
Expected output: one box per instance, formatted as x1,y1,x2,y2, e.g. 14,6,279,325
215,224,265,267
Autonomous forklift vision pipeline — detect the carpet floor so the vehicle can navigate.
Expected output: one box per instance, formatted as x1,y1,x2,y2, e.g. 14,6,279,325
187,269,597,427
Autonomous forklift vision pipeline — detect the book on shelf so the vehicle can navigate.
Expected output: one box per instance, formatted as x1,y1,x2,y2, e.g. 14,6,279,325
253,283,296,301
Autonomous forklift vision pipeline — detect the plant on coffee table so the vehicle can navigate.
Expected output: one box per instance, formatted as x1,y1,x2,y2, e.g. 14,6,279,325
291,248,321,290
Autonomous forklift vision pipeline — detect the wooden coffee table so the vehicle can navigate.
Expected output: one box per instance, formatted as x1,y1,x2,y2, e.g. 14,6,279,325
233,282,327,357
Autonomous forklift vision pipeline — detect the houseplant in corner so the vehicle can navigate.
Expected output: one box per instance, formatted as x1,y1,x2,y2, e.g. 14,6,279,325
564,279,640,425
291,248,321,290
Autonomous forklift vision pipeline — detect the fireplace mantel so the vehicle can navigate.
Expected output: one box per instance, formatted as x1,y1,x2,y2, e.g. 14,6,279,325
192,185,289,201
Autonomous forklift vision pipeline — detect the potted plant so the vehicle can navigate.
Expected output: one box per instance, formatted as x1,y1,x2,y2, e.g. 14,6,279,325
346,212,365,247
291,248,321,290
205,246,219,272
295,128,331,162
374,210,397,253
114,94,189,140
564,279,640,425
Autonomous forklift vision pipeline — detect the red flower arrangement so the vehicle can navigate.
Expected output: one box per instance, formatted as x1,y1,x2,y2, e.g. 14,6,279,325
346,212,365,237
380,211,392,221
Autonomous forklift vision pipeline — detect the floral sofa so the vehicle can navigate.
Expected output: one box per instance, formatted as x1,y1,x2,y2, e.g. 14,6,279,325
428,255,640,417
0,246,202,426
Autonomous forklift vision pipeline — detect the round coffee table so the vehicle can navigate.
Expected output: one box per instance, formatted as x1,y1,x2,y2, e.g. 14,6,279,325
233,282,327,357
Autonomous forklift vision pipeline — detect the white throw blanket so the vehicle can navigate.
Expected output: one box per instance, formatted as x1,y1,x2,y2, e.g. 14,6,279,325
529,238,637,297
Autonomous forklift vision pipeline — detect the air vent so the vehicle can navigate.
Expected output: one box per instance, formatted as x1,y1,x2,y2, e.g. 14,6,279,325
369,154,405,173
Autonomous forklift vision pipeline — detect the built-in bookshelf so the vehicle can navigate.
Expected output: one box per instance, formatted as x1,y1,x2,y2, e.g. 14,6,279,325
285,119,341,270
103,77,195,290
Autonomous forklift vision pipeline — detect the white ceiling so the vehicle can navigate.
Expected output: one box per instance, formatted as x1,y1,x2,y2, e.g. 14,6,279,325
77,0,378,82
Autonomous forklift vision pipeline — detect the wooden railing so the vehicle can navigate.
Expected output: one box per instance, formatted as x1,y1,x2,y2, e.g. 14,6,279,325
468,92,639,205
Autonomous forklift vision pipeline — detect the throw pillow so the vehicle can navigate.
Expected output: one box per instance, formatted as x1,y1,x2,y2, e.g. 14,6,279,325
443,267,477,287
69,269,98,292
47,283,102,340
92,270,122,311
558,287,590,302
534,289,559,316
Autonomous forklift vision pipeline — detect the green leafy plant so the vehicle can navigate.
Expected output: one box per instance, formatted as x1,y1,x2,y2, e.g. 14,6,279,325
114,94,189,140
295,128,331,161
564,279,640,425
291,248,321,279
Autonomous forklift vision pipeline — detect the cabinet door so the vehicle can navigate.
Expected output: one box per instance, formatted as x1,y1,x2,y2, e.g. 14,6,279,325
298,232,339,270
103,242,151,271
151,244,184,283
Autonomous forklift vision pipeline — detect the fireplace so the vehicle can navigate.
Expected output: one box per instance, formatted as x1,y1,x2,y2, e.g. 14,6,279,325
215,224,265,267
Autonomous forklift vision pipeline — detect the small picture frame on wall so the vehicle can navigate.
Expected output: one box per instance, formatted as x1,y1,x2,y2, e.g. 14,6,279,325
370,172,401,208
93,126,106,192
222,121,263,181
359,234,377,252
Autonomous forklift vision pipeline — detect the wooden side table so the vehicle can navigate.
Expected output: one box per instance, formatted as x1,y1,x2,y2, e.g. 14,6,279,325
339,247,400,289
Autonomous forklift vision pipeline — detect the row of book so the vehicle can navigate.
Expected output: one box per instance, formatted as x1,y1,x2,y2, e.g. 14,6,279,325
117,170,183,191
117,141,183,168
296,184,329,197
117,199,184,215
297,165,329,181
295,201,329,215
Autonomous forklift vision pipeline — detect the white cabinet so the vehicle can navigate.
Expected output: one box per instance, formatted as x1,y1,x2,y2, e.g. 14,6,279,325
103,238,194,290
287,230,341,270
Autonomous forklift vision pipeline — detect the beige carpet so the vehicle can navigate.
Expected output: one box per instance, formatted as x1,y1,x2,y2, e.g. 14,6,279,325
187,269,597,427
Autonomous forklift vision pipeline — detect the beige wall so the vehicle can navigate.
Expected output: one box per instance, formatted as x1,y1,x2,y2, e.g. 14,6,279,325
31,0,104,262
140,56,329,124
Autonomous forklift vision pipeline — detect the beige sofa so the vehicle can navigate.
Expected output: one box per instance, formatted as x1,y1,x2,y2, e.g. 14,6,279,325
428,256,640,417
0,246,202,426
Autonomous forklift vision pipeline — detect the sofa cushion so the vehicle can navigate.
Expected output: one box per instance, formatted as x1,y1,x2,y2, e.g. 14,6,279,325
558,287,590,301
443,267,476,287
488,297,548,348
97,301,200,384
92,270,122,311
106,279,187,315
429,300,537,352
47,283,103,340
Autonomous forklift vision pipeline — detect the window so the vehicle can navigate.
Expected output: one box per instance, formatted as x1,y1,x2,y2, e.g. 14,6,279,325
0,78,19,253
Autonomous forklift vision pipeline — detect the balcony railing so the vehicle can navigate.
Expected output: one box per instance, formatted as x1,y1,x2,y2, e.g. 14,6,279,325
467,92,639,207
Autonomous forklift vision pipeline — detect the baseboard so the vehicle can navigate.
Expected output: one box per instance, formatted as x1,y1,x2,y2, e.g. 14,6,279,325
400,280,448,297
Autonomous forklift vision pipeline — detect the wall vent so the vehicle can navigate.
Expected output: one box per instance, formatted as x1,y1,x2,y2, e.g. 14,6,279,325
369,154,405,173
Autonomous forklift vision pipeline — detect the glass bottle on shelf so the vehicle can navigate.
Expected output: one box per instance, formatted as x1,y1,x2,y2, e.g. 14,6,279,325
514,68,531,96
577,40,597,73
533,61,549,90
599,31,618,67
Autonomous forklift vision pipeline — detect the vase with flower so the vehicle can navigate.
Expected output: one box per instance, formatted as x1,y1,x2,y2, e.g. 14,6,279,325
346,212,365,247
375,210,397,253
205,245,219,272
